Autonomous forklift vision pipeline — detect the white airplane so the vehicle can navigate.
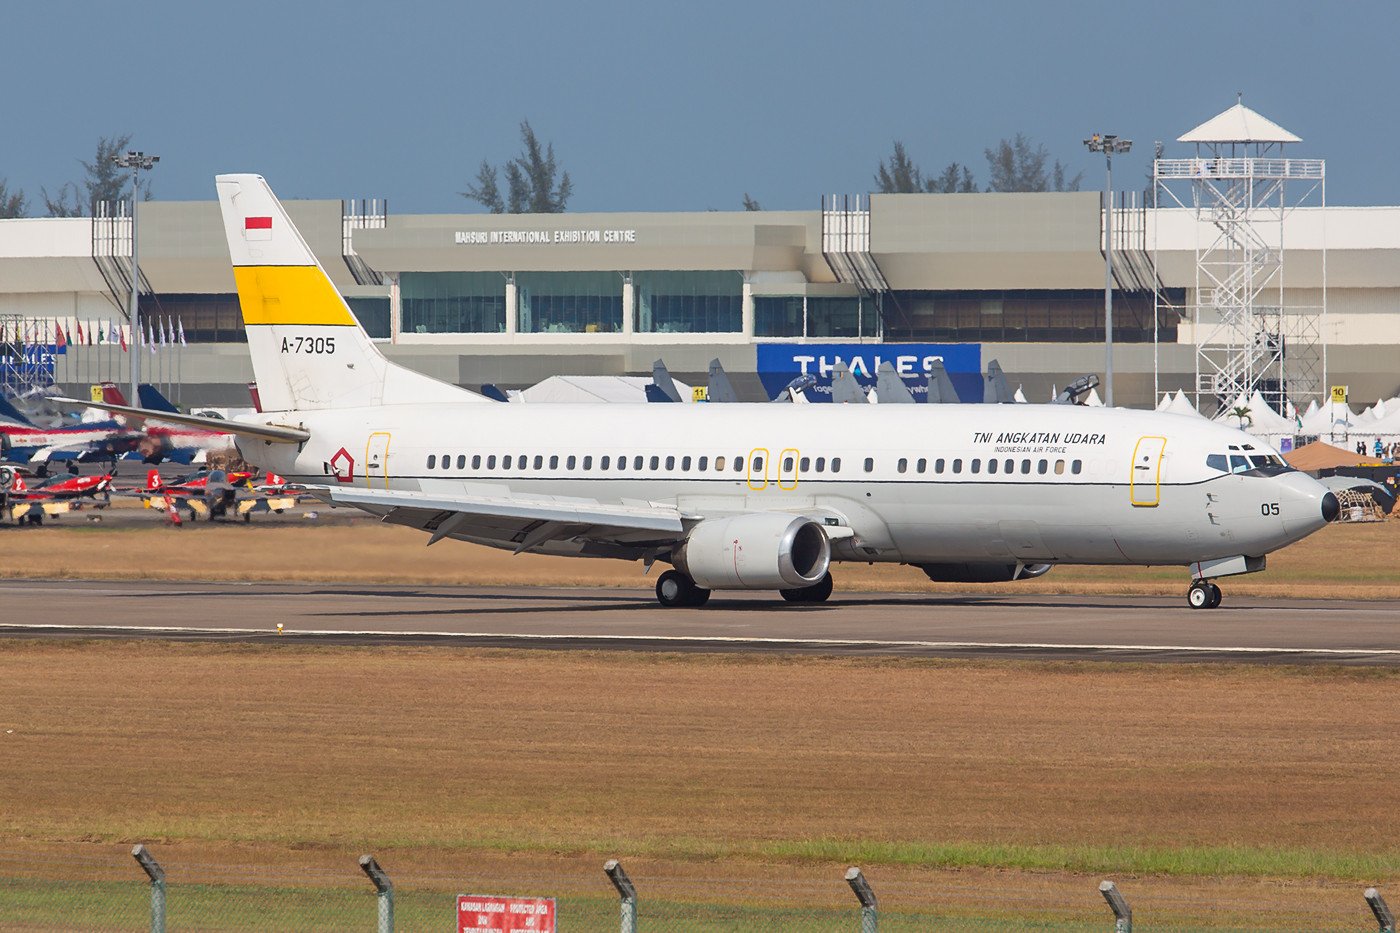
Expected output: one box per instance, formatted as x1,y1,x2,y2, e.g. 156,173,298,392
73,175,1340,610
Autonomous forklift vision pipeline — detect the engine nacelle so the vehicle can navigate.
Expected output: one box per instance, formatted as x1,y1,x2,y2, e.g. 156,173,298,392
673,513,830,590
917,562,1052,583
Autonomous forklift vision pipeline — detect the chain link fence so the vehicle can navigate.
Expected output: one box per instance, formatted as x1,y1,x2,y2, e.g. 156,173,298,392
1,847,1392,933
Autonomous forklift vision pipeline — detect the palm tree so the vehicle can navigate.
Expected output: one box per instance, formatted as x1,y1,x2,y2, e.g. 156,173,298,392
1230,405,1253,429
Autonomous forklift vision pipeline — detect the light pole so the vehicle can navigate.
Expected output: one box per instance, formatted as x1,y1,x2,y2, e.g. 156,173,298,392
111,150,159,407
1083,133,1131,407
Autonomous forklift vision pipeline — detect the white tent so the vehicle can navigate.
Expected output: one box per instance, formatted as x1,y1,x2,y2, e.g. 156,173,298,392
1165,390,1204,418
1083,388,1104,407
510,375,691,404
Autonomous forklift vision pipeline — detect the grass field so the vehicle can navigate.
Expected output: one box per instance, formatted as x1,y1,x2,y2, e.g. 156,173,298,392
3,517,1398,928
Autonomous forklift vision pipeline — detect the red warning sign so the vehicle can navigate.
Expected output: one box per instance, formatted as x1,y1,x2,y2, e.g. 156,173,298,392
458,895,556,933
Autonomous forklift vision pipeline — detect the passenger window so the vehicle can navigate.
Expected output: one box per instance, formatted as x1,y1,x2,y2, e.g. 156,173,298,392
533,455,543,470
457,455,466,469
734,456,744,472
952,458,962,474
601,455,610,470
583,456,593,470
650,456,660,470
472,454,481,469
917,458,926,473
753,456,764,471
487,455,497,469
1054,459,1065,475
1038,459,1048,474
566,455,576,470
666,456,676,470
831,457,842,473
971,458,981,474
503,455,512,470
634,456,643,470
1004,459,1013,474
783,456,794,472
617,456,626,471
1071,460,1082,474
935,458,945,474
682,456,691,471
988,458,998,474
862,457,872,472
897,458,908,473
699,456,708,471
799,457,809,472
442,453,451,469
427,455,436,469
1205,454,1227,472
1021,459,1031,474
549,455,558,469
714,456,725,471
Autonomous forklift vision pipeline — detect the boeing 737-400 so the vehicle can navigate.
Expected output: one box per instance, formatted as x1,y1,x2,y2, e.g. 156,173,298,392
70,174,1340,610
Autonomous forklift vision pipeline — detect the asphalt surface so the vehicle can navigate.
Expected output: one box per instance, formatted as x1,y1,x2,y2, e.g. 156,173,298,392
4,580,1399,665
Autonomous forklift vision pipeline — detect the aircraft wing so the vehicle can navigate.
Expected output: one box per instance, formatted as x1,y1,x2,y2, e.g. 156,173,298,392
49,397,309,444
295,485,688,557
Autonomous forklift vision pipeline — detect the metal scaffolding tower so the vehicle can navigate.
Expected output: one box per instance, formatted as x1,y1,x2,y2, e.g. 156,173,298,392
1154,101,1324,416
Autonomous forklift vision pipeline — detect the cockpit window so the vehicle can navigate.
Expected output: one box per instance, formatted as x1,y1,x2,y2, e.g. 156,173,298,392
1206,454,1227,472
1210,452,1293,477
1229,454,1250,473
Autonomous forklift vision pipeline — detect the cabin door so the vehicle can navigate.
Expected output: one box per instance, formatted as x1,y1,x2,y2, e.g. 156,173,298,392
1130,436,1167,506
365,433,391,489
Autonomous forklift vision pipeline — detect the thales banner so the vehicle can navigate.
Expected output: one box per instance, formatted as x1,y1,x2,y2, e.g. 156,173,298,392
756,343,982,402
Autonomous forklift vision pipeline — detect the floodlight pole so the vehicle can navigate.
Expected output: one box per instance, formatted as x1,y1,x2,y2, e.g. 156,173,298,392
112,150,159,408
1084,134,1131,408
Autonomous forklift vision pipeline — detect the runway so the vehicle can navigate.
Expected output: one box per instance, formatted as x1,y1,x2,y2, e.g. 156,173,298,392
4,579,1399,665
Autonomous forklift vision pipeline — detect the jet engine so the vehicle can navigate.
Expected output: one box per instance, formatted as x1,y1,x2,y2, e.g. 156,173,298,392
672,513,830,590
916,562,1052,583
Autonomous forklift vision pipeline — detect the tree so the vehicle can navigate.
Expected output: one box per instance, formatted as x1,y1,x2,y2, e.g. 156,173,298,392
874,141,926,193
462,121,572,214
984,133,1083,192
1230,405,1253,429
929,161,977,193
41,134,152,217
875,143,978,194
0,177,26,218
742,193,761,211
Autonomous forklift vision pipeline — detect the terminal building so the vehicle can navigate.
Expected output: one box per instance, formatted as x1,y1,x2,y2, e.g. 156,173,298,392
2,102,1398,412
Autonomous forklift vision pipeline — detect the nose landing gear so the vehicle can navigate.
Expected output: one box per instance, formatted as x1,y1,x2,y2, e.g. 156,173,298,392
1187,579,1222,609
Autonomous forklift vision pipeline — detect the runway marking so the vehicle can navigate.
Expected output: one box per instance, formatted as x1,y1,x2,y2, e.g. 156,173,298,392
2,623,1398,658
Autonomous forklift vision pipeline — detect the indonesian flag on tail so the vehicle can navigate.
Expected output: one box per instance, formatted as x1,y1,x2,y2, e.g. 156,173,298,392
244,215,272,241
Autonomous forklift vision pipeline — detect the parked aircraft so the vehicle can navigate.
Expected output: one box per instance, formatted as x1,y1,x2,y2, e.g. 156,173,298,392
135,467,295,523
2,466,112,524
65,174,1340,610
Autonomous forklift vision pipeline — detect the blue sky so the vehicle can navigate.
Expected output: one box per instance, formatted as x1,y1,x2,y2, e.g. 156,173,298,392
3,0,1392,214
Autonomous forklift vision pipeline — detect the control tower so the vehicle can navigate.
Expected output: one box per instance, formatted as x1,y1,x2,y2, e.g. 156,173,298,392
1154,100,1325,416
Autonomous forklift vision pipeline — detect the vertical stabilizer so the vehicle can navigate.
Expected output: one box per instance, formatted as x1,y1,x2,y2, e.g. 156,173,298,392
215,174,486,412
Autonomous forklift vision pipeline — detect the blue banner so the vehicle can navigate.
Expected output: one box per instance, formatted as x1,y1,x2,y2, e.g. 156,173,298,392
756,343,982,402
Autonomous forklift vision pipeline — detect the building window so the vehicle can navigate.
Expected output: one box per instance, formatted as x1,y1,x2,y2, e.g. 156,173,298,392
753,296,804,337
516,271,624,334
401,271,507,334
808,296,876,338
347,297,392,339
634,271,742,333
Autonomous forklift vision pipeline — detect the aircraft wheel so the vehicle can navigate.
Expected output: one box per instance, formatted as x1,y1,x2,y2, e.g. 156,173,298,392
1187,580,1213,609
657,569,701,608
1207,583,1222,609
243,513,252,523
781,572,834,603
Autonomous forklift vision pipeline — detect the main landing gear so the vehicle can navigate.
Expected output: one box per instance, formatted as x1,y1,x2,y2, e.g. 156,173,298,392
780,571,834,604
1187,579,1223,610
656,569,711,608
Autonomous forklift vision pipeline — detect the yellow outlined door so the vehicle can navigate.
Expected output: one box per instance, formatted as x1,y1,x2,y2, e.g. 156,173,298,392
778,449,799,490
365,433,391,489
747,448,769,491
1130,436,1166,506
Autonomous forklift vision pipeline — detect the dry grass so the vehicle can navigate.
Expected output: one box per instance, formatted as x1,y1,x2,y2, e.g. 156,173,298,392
2,643,1398,888
4,512,1400,597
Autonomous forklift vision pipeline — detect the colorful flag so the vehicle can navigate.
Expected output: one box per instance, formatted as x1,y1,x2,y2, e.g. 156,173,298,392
147,321,157,354
177,319,186,346
119,325,127,352
76,320,84,345
160,317,168,347
55,323,66,350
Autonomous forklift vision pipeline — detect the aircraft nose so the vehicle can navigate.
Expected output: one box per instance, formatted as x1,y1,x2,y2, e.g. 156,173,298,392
1321,491,1339,524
